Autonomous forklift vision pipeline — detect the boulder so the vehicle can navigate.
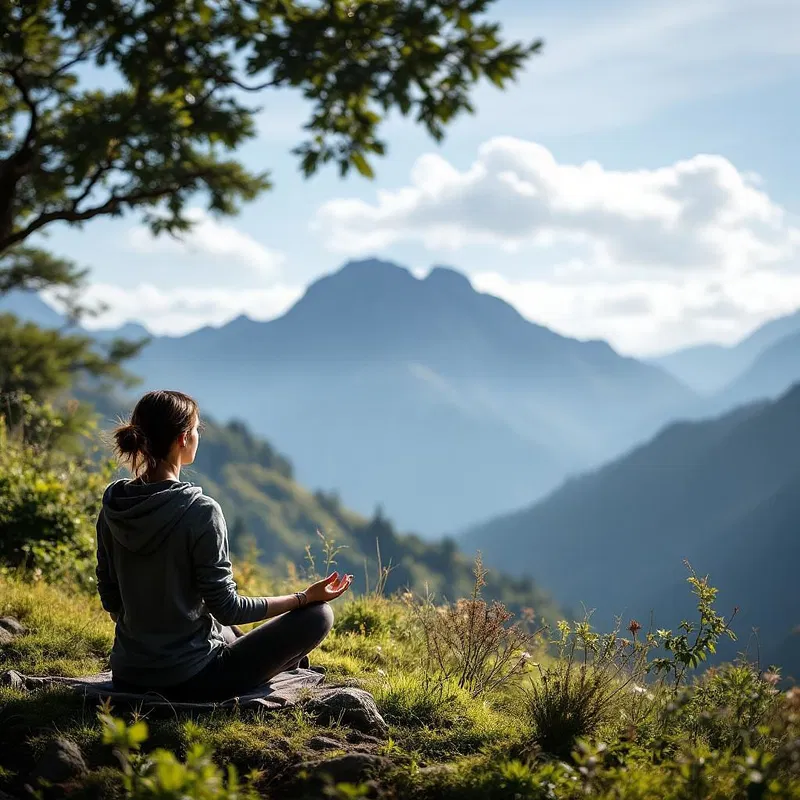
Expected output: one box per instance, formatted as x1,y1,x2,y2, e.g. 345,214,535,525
29,738,88,786
303,687,388,737
0,617,26,637
299,753,390,784
0,670,26,691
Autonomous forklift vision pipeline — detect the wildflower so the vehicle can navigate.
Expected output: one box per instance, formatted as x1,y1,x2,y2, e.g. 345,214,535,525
628,619,642,637
763,671,781,687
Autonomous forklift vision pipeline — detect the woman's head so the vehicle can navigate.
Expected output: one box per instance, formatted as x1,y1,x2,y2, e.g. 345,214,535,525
113,390,201,477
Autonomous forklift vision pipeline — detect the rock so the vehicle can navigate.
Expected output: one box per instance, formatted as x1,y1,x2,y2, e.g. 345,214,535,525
0,670,26,691
346,731,385,747
0,617,26,637
307,735,344,751
300,753,390,784
0,628,15,647
30,738,88,786
303,687,388,737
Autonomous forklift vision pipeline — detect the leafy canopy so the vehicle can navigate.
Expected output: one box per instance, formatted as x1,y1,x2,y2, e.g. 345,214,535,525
0,0,540,253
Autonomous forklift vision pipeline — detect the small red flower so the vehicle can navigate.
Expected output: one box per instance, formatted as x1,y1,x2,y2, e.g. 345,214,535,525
628,619,642,637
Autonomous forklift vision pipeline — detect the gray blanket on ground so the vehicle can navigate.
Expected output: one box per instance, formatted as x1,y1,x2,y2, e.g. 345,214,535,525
1,668,326,711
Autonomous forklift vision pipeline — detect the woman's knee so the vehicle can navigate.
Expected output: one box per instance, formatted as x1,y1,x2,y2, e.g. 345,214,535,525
304,601,334,638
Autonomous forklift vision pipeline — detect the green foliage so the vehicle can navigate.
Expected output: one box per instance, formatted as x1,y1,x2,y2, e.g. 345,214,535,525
0,0,539,253
668,662,783,752
98,710,260,799
650,561,738,689
0,410,110,583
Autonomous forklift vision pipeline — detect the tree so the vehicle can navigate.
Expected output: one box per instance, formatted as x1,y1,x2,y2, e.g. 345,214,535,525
0,0,540,254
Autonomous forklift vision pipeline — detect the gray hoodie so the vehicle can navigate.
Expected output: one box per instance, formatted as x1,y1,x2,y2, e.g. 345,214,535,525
96,479,268,687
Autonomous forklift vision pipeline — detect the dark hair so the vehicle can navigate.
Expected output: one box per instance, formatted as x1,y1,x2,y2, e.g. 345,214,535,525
113,390,200,476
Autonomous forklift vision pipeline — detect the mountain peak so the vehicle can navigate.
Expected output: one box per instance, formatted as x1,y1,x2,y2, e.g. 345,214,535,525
425,265,473,291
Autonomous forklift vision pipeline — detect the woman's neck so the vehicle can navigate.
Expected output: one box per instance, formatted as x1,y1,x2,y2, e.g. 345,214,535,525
143,459,181,484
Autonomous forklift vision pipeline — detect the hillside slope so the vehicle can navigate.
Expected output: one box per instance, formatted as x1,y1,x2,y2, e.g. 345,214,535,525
462,385,800,671
121,259,695,534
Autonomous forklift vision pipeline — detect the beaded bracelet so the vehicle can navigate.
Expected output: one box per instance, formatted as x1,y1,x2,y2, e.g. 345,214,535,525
294,590,308,608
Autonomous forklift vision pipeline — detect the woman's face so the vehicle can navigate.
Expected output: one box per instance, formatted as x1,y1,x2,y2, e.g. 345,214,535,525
179,414,201,466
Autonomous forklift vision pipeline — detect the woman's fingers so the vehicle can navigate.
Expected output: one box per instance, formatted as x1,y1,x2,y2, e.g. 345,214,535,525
327,574,353,596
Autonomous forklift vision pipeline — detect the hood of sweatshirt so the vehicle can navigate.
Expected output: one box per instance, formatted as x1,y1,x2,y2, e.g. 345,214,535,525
102,479,204,555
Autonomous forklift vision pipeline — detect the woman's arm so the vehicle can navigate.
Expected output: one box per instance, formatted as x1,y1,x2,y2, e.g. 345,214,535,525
260,573,354,619
193,503,269,625
96,512,123,619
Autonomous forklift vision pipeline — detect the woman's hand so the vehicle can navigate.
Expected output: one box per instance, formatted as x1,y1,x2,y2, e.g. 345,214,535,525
304,571,353,604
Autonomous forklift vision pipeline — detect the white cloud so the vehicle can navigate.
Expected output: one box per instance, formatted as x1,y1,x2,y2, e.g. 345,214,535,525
472,270,800,356
317,137,795,270
128,208,284,275
80,282,303,336
315,137,800,354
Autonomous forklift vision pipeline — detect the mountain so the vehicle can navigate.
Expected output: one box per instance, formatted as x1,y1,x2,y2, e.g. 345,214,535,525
715,329,800,411
86,390,560,620
0,290,151,340
116,258,696,535
461,384,800,673
651,308,800,394
0,290,65,329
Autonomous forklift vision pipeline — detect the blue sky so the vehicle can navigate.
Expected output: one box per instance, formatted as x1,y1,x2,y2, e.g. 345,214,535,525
39,0,800,356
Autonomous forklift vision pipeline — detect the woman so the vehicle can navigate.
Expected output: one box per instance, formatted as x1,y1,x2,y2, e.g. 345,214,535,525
96,389,352,702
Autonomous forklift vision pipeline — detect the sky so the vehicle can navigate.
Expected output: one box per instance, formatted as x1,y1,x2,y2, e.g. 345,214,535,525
38,0,800,357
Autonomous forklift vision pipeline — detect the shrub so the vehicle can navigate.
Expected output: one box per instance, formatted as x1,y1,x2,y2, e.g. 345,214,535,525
670,661,783,751
0,414,111,588
408,554,535,699
525,617,653,759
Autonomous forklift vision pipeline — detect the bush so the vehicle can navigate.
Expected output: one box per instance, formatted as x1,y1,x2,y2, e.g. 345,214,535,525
670,661,783,751
525,617,653,759
408,554,535,699
0,415,111,587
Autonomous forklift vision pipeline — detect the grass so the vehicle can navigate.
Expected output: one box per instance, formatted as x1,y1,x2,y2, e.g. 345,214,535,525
0,575,538,798
1,573,798,800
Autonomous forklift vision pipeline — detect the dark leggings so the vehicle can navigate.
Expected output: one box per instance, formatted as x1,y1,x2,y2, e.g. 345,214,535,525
113,602,334,702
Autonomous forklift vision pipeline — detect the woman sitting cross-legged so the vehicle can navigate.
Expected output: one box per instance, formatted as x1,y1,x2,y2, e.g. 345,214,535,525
96,389,352,702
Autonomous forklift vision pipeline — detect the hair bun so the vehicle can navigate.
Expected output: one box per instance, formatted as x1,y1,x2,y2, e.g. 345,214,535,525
114,423,145,455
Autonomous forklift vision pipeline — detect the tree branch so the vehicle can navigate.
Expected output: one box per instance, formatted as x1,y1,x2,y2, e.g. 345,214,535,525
8,67,39,159
1,171,214,251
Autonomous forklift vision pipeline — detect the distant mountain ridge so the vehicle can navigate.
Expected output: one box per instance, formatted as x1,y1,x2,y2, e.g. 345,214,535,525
105,258,697,535
651,308,800,395
461,383,800,673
